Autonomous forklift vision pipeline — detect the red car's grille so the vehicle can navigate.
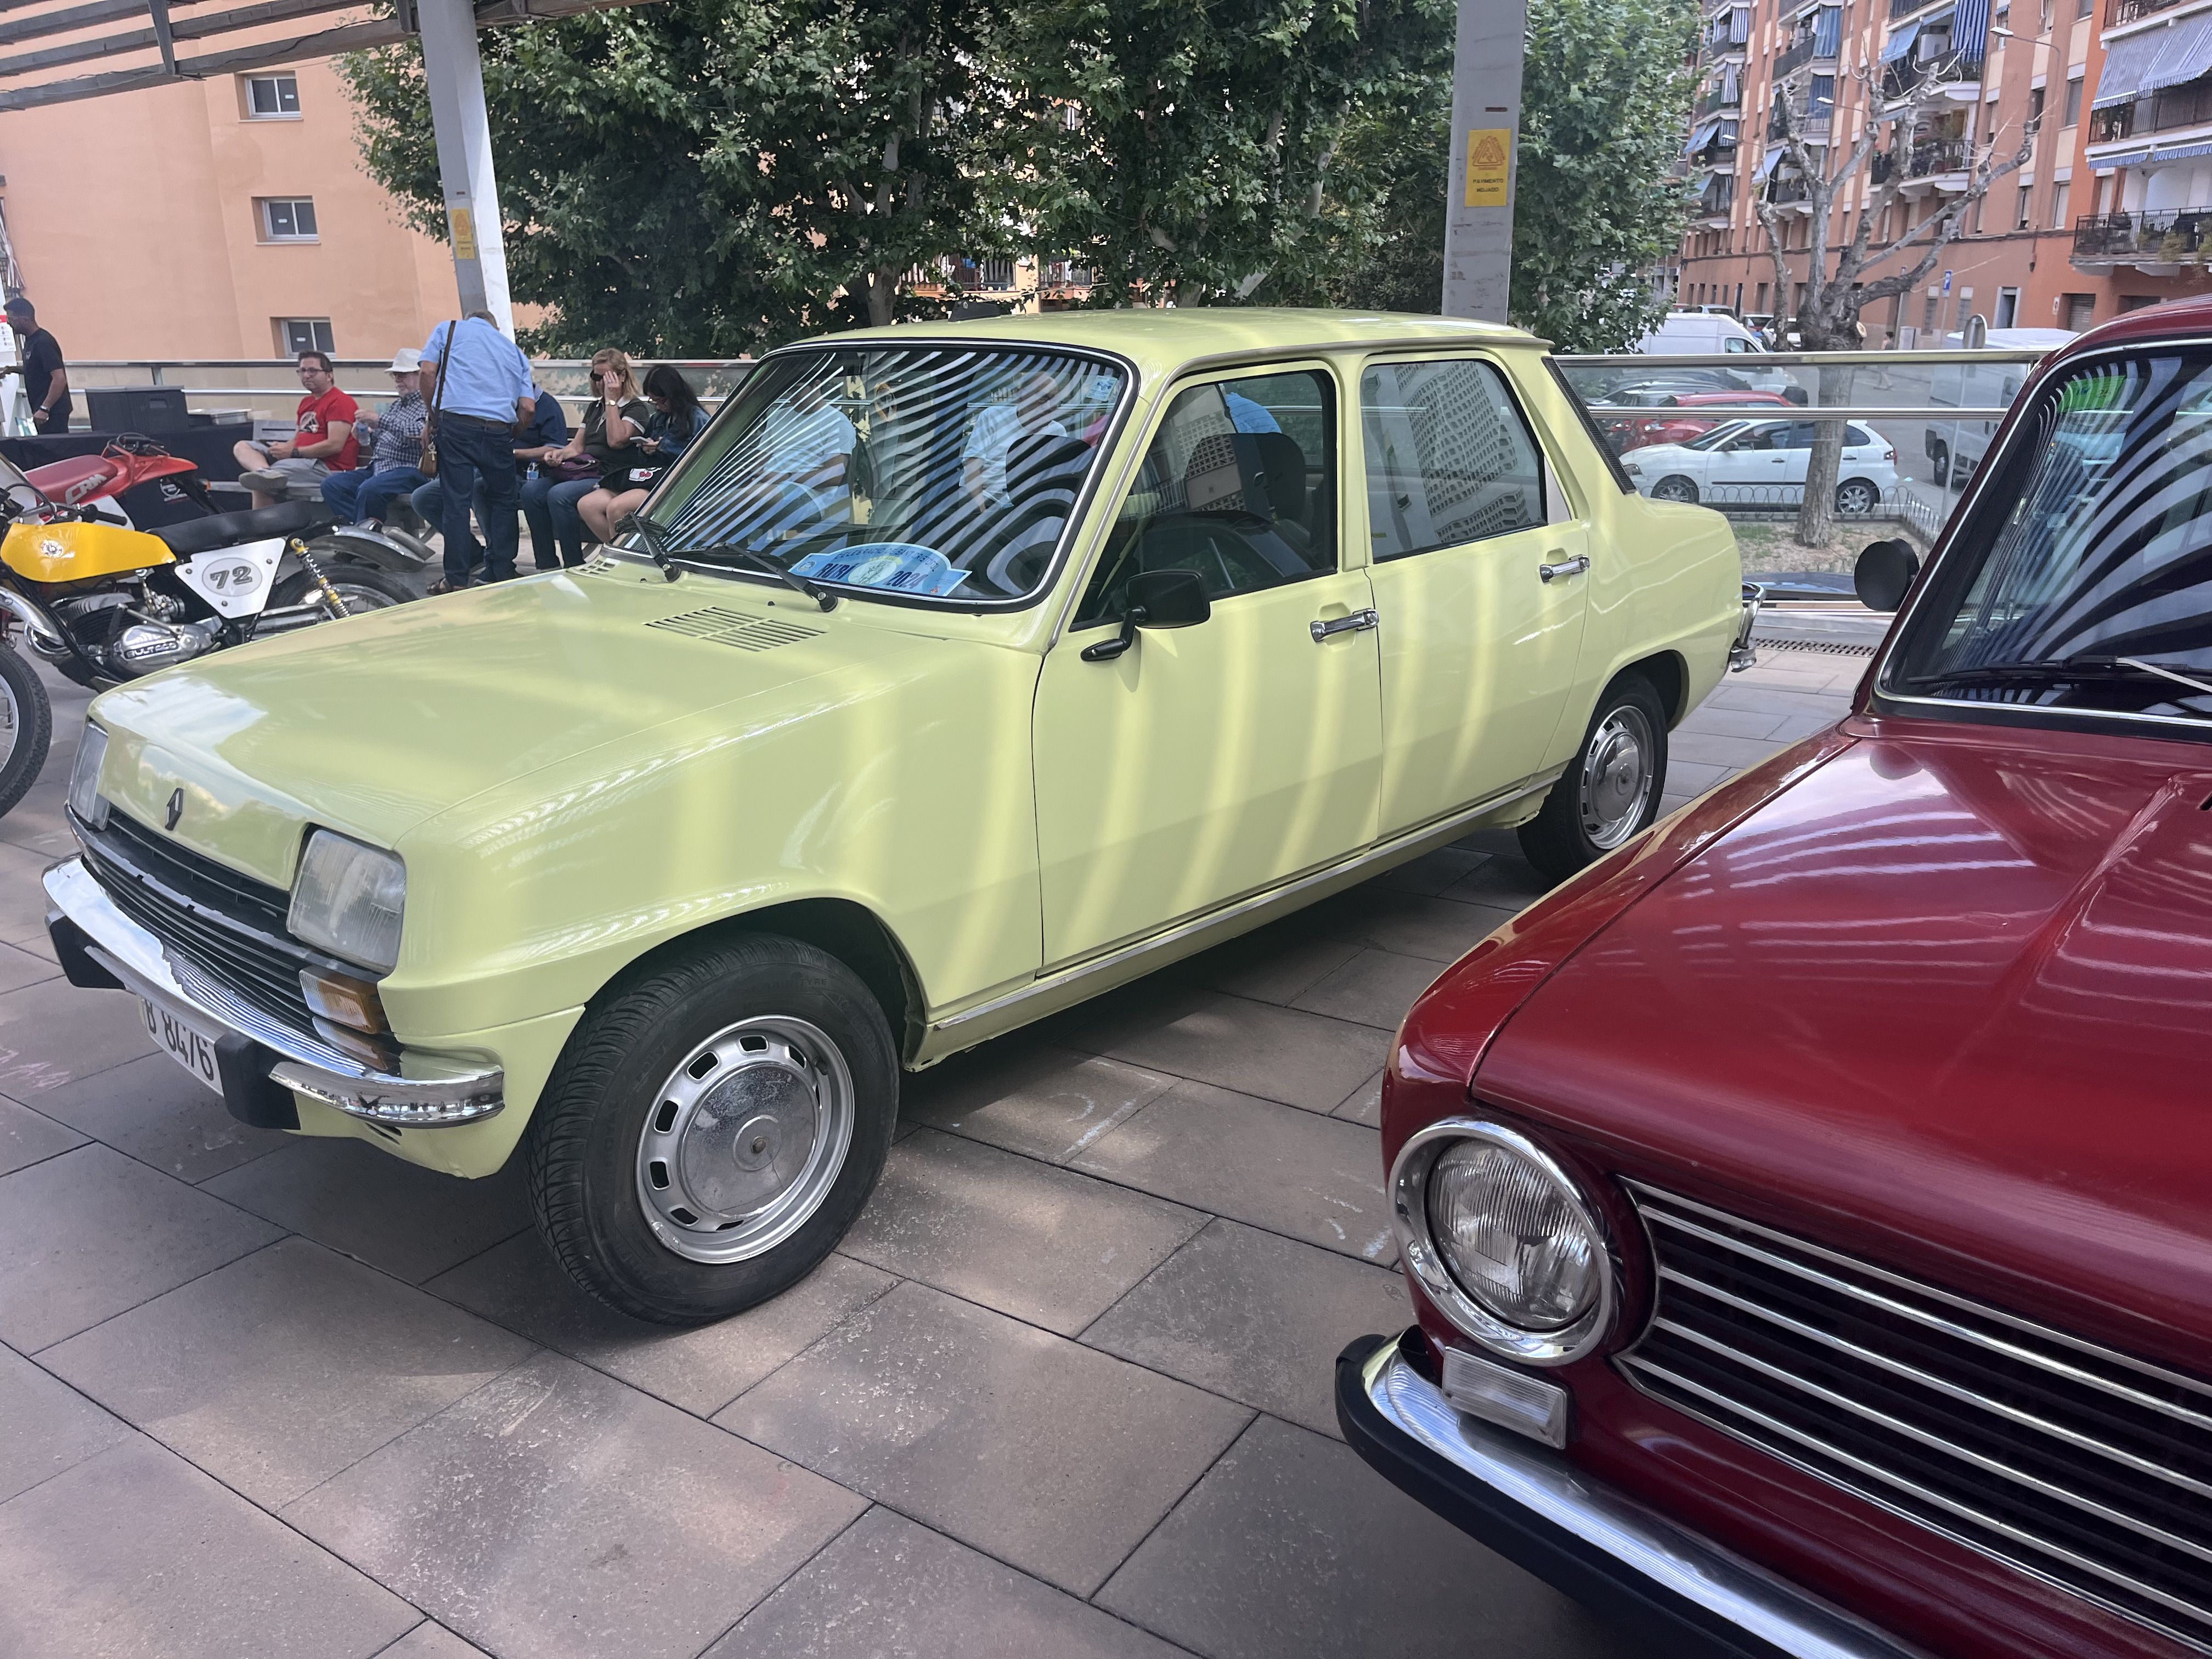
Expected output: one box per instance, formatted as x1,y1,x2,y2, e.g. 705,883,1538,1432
1616,1182,2212,1655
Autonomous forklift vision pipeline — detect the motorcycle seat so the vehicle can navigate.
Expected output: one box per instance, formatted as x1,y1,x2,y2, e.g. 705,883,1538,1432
148,500,330,557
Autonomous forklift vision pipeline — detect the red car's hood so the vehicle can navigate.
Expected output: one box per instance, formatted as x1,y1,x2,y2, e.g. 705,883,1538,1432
1476,718,2212,1369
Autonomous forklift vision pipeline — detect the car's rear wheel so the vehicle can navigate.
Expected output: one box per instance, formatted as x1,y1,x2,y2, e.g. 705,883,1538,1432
524,933,898,1324
1835,478,1880,516
1929,441,1951,489
1518,674,1669,885
1650,475,1700,505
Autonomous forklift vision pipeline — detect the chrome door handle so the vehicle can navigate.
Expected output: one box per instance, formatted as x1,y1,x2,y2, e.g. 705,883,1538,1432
1538,555,1591,583
1310,608,1379,642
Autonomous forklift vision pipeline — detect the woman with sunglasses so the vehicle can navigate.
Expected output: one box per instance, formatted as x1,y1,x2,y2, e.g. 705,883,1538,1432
578,365,710,545
519,348,650,569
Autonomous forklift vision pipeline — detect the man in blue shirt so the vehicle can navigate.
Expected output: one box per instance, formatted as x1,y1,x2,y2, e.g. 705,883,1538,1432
413,382,571,577
419,313,536,590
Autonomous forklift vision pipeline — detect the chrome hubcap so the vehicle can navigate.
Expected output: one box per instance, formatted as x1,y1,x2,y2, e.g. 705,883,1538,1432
1579,704,1656,850
635,1015,855,1264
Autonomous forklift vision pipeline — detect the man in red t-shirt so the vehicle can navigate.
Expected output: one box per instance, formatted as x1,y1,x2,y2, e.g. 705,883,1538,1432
232,349,359,509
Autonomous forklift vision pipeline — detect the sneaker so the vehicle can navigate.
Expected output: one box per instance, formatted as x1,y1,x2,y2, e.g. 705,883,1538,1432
426,578,469,595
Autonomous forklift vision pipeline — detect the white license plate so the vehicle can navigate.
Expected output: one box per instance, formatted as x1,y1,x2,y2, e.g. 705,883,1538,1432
140,998,224,1096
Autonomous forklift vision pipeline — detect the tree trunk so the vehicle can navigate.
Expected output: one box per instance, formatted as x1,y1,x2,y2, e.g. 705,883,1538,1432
1793,362,1852,545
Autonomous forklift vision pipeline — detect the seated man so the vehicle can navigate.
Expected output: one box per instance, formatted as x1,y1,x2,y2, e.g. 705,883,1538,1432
320,349,428,527
962,369,1066,506
233,349,359,509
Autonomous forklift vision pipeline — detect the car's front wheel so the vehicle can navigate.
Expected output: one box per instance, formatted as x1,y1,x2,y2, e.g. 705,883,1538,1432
1835,477,1880,516
525,934,898,1325
1517,673,1669,885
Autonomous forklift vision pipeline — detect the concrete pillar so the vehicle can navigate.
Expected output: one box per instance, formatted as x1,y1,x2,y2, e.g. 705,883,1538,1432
1441,0,1528,322
417,0,514,334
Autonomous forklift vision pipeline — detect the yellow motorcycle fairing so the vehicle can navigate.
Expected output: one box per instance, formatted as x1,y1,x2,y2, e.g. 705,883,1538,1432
2,520,174,585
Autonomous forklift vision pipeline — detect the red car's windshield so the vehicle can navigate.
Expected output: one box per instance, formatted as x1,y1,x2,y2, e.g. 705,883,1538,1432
1883,347,2212,726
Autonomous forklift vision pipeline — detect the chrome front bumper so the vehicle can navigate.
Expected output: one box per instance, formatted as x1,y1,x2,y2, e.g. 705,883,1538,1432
1339,1336,1925,1659
44,856,504,1126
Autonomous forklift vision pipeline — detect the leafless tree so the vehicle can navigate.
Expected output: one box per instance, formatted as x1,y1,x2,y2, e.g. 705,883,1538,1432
1752,55,2029,541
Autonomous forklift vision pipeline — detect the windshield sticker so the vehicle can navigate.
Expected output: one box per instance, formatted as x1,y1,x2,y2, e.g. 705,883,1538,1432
792,542,969,596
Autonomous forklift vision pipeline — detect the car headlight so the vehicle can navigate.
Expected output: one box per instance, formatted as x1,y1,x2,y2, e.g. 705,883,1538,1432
287,829,406,974
68,724,109,830
1391,1119,1617,1365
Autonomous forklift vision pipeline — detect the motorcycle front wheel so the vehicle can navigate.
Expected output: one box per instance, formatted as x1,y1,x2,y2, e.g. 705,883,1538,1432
272,565,419,618
0,645,55,822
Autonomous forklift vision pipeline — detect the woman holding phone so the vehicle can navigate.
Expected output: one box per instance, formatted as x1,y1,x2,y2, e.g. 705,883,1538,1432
519,347,649,568
579,364,709,543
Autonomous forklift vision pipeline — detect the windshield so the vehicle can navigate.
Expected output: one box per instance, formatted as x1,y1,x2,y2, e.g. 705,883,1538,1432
1886,349,2212,723
638,344,1126,604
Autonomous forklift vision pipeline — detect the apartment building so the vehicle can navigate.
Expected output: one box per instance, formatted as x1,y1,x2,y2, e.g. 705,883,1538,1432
1674,0,2212,340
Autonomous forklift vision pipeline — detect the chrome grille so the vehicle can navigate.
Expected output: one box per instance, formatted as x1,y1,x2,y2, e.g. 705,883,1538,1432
76,810,319,1032
1617,1182,2212,1654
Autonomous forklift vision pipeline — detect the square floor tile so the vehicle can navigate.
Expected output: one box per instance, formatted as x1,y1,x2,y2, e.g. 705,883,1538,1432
1332,1070,1383,1126
44,1237,535,1508
0,1143,280,1352
900,1042,1176,1165
840,1130,1203,1336
719,1281,1249,1596
0,1344,128,1503
1082,1220,1408,1436
1067,988,1387,1114
201,1137,532,1283
24,1052,289,1183
1306,889,1517,964
0,940,60,994
1185,921,1363,1006
285,1352,864,1659
1290,948,1441,1031
0,1436,416,1659
1074,1082,1394,1263
1437,854,1549,907
1370,847,1491,897
0,1093,81,1176
427,1233,894,1418
375,1626,487,1658
1097,1415,1632,1659
0,977,157,1097
704,1505,1183,1659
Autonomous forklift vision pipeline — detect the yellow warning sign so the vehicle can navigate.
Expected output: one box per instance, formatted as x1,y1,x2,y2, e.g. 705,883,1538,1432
449,206,478,261
1464,128,1513,207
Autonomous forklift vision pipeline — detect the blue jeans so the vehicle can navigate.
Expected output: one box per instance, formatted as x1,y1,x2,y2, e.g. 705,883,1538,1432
324,467,429,525
431,420,521,584
521,475,598,567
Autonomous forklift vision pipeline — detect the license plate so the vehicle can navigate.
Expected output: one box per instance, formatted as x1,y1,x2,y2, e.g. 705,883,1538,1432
140,998,223,1096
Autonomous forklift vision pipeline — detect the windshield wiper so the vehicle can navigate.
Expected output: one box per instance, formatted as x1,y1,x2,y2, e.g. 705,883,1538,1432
616,511,681,583
1906,653,2212,701
674,542,838,612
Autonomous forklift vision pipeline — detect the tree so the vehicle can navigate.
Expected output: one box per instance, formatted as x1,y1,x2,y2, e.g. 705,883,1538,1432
1755,55,2029,541
993,0,1453,307
1509,0,1698,350
340,0,1008,354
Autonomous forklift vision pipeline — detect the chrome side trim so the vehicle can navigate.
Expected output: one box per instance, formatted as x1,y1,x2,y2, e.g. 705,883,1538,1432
930,774,1557,1035
1626,1182,2212,1417
1358,1344,1925,1659
46,857,504,1124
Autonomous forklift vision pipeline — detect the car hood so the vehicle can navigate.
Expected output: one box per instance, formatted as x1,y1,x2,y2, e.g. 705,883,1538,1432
1474,721,2212,1367
88,567,933,888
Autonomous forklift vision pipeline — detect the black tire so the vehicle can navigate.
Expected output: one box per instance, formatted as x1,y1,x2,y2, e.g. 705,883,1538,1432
1835,478,1880,517
1929,442,1950,489
0,645,52,822
1517,673,1670,886
272,563,417,618
524,933,899,1325
1650,475,1700,505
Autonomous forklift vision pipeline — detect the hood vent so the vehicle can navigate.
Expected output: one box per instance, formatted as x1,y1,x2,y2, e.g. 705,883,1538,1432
646,608,825,651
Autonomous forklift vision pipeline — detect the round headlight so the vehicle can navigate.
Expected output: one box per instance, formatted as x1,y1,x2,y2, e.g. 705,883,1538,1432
1391,1119,1617,1365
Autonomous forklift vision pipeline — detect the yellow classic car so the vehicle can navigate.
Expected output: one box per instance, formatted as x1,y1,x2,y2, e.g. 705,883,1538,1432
44,311,1747,1323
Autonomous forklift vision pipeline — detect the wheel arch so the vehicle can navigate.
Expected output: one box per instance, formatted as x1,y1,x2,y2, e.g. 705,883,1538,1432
1613,649,1689,728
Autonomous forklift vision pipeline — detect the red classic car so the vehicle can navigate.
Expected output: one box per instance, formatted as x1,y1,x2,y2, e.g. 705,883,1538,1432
1340,302,2212,1659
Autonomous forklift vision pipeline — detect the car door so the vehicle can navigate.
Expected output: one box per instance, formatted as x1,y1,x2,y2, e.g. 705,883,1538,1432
1702,422,1790,504
1360,354,1590,837
1033,365,1383,967
1773,420,1819,500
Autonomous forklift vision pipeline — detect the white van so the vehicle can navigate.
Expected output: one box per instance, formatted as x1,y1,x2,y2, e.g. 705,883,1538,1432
1925,327,2075,491
1636,312,1793,393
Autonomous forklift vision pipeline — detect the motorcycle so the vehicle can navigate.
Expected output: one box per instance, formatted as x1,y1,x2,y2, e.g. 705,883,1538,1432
0,454,435,819
24,436,222,529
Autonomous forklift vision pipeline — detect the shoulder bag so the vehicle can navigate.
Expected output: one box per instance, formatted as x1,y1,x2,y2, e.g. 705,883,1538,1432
418,318,457,478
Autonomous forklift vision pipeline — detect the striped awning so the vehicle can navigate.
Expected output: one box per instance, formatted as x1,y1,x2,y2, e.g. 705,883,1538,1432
2092,146,2155,168
2153,138,2212,161
2095,12,2212,109
1881,18,1922,63
1686,118,1723,153
1753,143,1790,181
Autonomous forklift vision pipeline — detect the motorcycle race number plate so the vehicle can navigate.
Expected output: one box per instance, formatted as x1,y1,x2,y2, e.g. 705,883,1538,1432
140,997,223,1096
174,537,286,618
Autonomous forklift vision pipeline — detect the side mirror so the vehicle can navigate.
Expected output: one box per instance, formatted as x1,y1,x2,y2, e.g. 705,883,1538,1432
1855,539,1921,612
1081,567,1211,661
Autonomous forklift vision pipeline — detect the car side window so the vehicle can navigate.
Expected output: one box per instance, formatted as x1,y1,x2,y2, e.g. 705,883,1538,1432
1075,369,1335,628
1361,359,1544,562
1726,427,1771,452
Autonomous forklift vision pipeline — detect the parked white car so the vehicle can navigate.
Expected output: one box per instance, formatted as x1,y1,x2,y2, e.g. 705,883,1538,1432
1619,418,1899,514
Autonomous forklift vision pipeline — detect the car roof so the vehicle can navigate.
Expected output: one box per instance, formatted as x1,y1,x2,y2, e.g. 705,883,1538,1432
777,308,1544,383
2056,295,2212,358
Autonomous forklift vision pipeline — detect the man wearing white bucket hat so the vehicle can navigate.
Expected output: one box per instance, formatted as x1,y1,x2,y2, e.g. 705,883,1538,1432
319,348,430,527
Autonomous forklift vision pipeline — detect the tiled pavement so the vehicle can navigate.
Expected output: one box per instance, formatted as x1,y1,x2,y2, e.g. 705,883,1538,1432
0,641,1865,1659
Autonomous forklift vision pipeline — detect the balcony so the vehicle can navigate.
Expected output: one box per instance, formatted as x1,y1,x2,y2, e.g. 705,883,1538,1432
1775,36,1819,74
1882,51,1985,101
2107,0,2199,24
1910,135,1973,175
1889,0,1928,16
1696,84,1743,116
2091,76,2212,146
2073,207,2212,265
1764,176,1811,205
